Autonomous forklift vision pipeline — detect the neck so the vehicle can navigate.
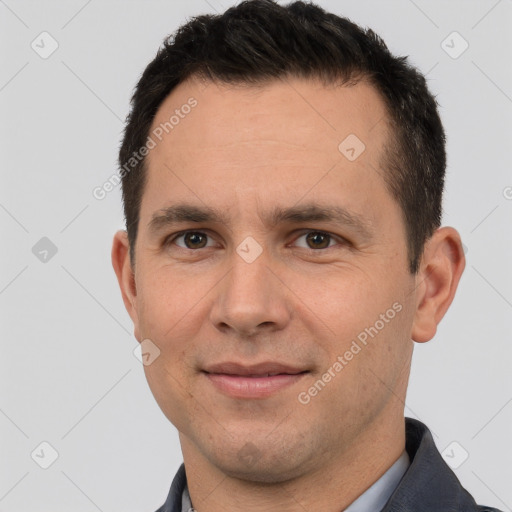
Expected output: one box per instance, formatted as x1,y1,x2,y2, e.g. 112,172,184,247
180,408,406,512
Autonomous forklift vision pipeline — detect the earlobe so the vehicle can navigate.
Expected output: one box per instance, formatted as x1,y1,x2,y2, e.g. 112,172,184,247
111,230,140,337
411,227,466,343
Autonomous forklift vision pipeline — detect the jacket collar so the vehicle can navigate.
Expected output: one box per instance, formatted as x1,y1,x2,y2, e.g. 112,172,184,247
382,418,482,511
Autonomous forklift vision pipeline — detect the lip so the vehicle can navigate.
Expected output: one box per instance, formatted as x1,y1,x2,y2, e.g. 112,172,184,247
203,361,306,376
203,372,308,399
202,361,309,399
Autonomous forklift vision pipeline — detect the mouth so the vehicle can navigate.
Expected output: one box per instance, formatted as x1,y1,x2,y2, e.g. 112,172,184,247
203,361,308,376
201,361,309,399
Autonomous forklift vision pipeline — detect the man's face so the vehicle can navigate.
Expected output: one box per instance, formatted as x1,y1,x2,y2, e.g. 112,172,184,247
127,77,419,481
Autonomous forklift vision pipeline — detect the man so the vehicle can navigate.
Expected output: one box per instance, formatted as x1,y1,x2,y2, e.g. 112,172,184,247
111,1,501,511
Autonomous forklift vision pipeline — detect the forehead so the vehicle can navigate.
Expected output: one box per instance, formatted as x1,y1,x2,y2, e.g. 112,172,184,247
147,75,390,168
141,75,395,232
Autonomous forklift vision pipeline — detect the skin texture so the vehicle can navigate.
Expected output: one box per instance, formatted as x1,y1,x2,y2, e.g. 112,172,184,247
112,76,465,512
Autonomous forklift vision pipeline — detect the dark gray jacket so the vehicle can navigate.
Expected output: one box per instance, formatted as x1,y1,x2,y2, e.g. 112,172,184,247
156,418,502,511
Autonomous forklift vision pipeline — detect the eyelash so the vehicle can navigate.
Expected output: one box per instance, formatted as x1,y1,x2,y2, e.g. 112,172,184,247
163,229,349,253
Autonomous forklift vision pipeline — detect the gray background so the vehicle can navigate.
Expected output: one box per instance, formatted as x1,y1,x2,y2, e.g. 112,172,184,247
1,0,511,511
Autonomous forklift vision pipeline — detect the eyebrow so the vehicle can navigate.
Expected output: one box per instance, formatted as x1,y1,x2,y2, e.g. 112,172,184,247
147,202,374,240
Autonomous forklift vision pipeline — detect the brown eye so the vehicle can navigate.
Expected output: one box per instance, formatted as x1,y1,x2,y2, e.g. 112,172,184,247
169,231,212,250
184,232,207,249
291,230,349,252
305,232,332,249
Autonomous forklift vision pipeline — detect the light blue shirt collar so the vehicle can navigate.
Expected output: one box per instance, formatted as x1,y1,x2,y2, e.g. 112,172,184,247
181,450,410,512
344,450,410,511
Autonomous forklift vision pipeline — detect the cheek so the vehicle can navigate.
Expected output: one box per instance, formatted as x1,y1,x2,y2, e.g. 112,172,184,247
136,266,211,355
143,360,196,431
310,271,413,378
135,267,201,339
302,313,413,429
289,266,389,340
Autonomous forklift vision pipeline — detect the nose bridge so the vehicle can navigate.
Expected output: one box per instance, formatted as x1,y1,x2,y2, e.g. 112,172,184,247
230,243,270,293
210,241,289,335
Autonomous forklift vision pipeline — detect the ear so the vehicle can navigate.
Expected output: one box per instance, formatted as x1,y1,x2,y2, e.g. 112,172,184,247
411,226,466,343
111,230,142,342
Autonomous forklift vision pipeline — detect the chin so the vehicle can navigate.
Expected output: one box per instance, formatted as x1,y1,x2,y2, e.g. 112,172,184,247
219,460,302,484
207,441,309,484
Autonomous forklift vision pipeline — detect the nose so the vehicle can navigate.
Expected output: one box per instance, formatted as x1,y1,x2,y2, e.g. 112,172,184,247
209,247,291,338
